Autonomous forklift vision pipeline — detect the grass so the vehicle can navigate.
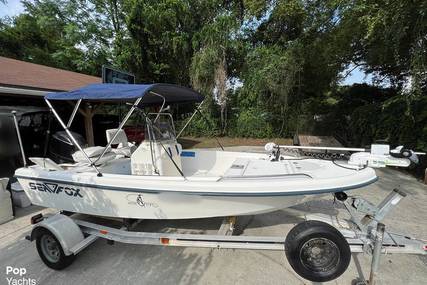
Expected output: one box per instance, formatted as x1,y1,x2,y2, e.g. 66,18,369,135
178,136,293,149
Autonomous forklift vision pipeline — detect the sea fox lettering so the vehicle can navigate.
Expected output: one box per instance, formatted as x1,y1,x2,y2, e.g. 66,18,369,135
29,182,83,198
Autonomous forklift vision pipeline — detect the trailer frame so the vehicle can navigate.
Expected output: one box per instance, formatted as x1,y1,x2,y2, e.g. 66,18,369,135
26,188,426,283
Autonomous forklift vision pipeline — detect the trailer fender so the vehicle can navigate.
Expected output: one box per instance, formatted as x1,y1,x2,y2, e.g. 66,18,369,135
30,214,84,256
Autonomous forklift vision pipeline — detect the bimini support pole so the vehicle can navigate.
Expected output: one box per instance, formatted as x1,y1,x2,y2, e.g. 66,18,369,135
94,97,143,165
11,111,27,167
176,100,204,139
173,100,224,150
67,99,82,128
45,99,102,176
195,108,224,151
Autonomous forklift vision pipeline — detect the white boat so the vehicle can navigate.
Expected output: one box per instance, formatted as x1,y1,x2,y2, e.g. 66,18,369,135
13,83,417,219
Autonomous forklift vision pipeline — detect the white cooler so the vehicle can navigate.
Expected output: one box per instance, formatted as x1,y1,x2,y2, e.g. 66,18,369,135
11,181,31,208
0,178,13,224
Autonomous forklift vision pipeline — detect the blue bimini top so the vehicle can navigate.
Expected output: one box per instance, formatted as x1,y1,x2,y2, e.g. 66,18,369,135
45,83,204,105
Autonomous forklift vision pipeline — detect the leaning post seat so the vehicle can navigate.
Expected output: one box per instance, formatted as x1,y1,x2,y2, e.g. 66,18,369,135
105,128,135,157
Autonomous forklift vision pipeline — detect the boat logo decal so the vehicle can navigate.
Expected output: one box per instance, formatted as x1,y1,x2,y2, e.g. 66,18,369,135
29,182,83,198
126,194,159,208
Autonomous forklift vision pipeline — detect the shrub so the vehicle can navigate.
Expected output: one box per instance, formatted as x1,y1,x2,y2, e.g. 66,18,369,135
231,108,274,138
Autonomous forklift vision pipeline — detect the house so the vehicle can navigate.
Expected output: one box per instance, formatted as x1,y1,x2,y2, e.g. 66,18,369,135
0,56,101,145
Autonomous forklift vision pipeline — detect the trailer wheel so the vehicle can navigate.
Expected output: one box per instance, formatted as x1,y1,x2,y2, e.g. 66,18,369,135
36,228,75,270
285,220,351,282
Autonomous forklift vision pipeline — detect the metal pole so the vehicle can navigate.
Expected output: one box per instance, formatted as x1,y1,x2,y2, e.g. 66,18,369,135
11,111,27,167
149,91,166,123
143,112,185,178
279,145,367,152
94,97,142,164
45,99,102,176
196,109,224,151
145,116,158,174
176,100,204,139
279,144,425,155
137,109,185,177
42,111,53,168
67,99,82,128
368,223,385,285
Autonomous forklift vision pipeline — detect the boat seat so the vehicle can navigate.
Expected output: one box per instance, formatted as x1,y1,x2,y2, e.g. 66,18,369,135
72,146,115,165
106,128,135,157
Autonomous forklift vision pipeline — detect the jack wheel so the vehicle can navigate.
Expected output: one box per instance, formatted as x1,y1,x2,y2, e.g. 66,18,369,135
334,192,348,201
285,220,351,282
36,228,75,270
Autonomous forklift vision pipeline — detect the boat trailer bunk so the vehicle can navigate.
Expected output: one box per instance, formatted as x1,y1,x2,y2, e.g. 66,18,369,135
26,188,426,283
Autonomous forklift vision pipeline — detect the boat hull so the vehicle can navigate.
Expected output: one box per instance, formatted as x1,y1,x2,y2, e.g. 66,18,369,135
16,176,310,219
15,158,378,219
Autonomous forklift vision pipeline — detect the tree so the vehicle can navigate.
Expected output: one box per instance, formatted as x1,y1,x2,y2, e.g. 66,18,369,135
341,0,427,95
0,0,123,75
190,11,241,133
124,0,213,84
1,0,426,148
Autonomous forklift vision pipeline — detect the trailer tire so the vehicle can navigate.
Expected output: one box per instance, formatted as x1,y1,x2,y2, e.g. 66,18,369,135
285,220,351,282
36,228,75,270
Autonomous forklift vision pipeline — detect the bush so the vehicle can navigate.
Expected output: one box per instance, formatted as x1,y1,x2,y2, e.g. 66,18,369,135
231,108,274,138
182,115,220,137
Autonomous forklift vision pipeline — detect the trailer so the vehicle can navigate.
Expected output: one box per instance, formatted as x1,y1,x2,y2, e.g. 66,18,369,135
25,188,426,283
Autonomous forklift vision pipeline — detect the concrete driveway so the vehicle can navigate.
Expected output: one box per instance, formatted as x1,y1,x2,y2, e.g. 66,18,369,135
1,159,426,284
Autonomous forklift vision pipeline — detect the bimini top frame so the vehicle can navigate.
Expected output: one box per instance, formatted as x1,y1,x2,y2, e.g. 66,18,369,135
45,83,204,176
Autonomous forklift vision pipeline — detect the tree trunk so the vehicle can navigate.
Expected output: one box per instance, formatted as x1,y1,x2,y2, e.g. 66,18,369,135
82,104,95,146
215,55,227,135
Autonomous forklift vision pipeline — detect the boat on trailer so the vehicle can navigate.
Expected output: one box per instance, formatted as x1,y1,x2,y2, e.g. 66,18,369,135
13,83,419,220
12,83,426,282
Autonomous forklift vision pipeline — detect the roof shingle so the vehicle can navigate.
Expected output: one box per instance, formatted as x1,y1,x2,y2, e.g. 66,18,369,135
0,56,101,91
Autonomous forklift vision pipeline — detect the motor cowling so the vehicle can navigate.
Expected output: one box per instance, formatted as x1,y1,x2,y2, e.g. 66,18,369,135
389,146,419,164
48,131,87,163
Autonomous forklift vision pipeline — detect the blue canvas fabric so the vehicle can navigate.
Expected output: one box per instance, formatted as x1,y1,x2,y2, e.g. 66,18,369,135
45,83,203,104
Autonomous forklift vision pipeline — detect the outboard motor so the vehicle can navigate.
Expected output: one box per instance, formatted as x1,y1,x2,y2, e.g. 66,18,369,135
389,145,419,164
48,131,87,163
